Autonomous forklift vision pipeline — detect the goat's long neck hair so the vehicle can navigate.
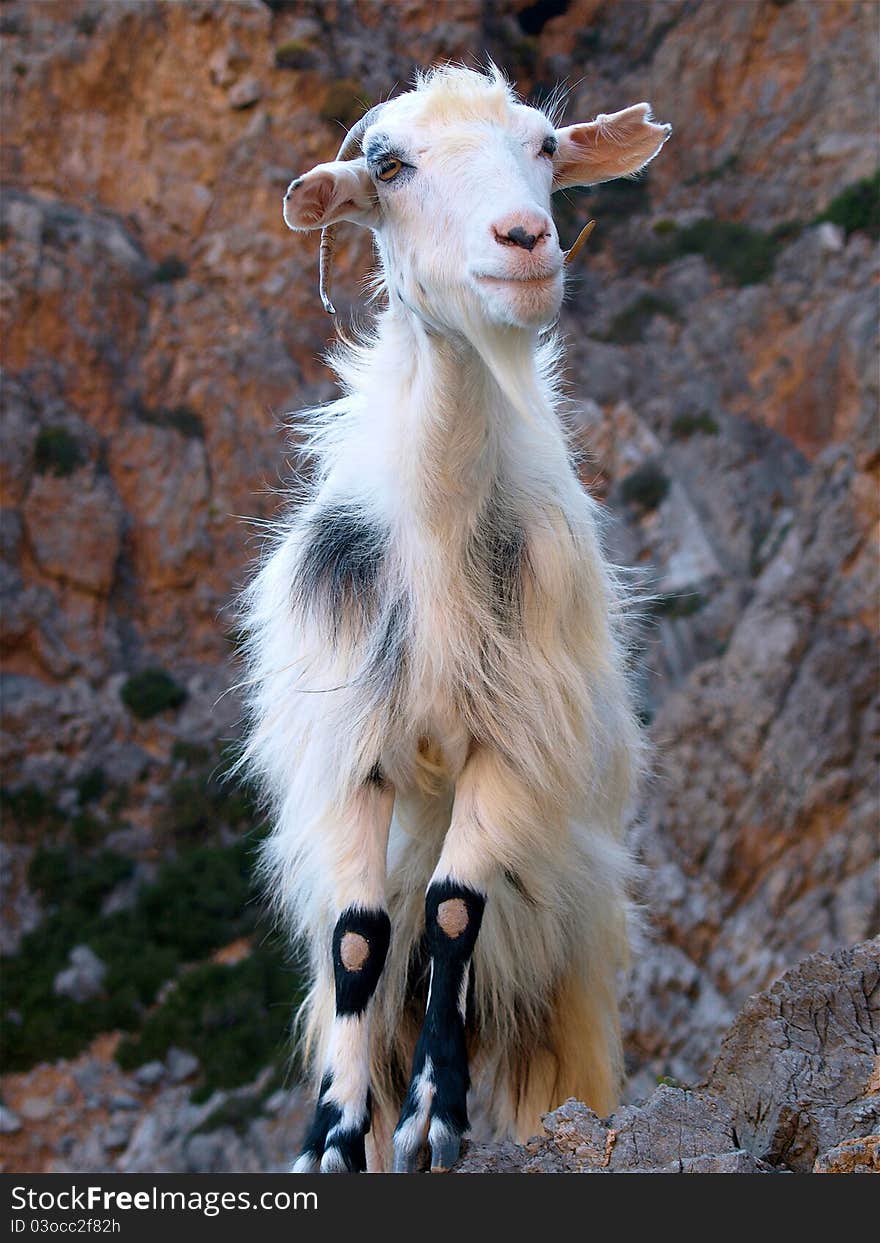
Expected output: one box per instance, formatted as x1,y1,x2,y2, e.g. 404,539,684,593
305,305,571,520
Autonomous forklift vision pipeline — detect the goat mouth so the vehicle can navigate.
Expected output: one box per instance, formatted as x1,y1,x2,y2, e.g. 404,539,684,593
473,271,561,286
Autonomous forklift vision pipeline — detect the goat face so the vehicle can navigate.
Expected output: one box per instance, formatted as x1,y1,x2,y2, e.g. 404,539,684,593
283,67,670,333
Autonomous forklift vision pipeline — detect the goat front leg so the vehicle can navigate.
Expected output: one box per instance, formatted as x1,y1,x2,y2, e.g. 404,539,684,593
293,779,394,1173
393,745,519,1173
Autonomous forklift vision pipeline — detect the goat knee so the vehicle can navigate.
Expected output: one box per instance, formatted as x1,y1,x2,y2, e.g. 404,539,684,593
426,882,484,963
332,907,391,1015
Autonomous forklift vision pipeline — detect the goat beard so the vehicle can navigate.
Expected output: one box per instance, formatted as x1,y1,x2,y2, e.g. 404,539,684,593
374,264,562,430
457,305,562,430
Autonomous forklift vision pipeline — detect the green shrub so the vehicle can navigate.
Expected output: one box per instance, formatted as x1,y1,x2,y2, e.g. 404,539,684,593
1,832,269,1074
171,740,212,766
34,427,84,477
593,176,652,220
636,218,786,285
670,411,719,439
26,846,72,907
619,462,670,513
116,946,296,1101
319,79,367,129
133,401,204,439
683,154,740,187
121,669,187,720
161,406,203,438
161,745,259,845
601,293,678,344
769,219,805,245
192,1079,282,1135
152,255,188,283
194,1076,284,1133
2,850,142,1070
817,170,880,240
137,841,256,960
74,11,99,36
274,39,315,70
652,590,706,619
28,847,132,913
76,768,106,804
0,783,63,829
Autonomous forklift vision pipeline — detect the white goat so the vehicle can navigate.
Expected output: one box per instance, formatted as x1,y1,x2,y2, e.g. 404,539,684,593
240,65,670,1173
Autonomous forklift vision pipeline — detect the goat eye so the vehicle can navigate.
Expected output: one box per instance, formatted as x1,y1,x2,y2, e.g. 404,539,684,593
540,136,558,157
377,158,403,182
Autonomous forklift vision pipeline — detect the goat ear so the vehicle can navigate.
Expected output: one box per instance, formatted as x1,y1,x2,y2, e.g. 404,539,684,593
283,158,378,231
553,103,671,190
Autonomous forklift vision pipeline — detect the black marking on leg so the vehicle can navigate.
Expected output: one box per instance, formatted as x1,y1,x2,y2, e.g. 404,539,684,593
297,1072,337,1165
296,1073,371,1173
294,504,386,628
323,1122,369,1173
426,880,485,954
394,882,485,1167
332,907,391,1016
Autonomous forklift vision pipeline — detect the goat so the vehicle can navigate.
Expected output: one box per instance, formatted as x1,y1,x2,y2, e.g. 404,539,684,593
239,64,670,1173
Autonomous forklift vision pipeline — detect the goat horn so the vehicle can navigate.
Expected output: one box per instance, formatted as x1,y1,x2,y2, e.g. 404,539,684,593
319,102,388,315
563,220,597,267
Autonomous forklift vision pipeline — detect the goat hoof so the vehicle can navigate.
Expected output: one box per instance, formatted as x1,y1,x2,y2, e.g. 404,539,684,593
320,1145,359,1173
392,1137,424,1173
293,1072,370,1173
429,1125,461,1173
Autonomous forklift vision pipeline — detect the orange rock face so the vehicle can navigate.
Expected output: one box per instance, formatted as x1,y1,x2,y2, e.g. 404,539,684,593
1,0,877,1171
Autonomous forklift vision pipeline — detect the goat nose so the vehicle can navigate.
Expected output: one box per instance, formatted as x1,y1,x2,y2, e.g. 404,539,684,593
492,213,551,253
506,226,539,251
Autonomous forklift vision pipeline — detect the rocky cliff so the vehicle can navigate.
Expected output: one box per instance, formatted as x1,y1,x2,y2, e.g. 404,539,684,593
1,0,877,1172
458,942,880,1173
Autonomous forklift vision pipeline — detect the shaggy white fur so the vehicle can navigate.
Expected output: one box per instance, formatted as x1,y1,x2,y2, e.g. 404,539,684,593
238,65,669,1172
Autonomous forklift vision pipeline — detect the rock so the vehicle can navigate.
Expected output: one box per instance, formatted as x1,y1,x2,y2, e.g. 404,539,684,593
454,1140,524,1174
459,1089,765,1174
0,1105,22,1134
705,941,880,1172
52,945,107,1003
109,1094,141,1112
675,1151,772,1173
814,1136,880,1175
102,1120,135,1151
209,40,250,89
227,76,262,110
72,1060,104,1094
22,473,124,596
183,1132,237,1173
624,443,878,1085
816,221,845,253
18,1096,53,1123
263,1089,289,1116
457,941,879,1174
133,1061,165,1087
165,1048,200,1083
